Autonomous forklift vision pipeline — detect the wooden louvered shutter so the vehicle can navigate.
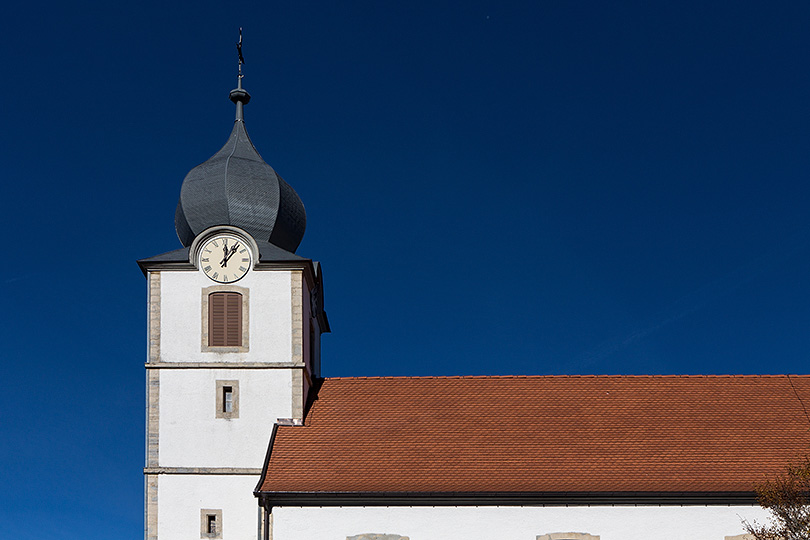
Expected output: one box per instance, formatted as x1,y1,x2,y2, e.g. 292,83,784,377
224,293,241,346
209,292,242,347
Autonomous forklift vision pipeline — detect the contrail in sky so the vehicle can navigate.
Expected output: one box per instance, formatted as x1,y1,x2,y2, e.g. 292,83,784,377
571,228,810,369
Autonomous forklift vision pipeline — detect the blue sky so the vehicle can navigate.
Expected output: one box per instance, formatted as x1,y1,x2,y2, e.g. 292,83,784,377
2,1,810,538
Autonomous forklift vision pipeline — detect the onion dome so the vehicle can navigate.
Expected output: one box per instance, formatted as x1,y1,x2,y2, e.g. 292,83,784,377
175,79,306,252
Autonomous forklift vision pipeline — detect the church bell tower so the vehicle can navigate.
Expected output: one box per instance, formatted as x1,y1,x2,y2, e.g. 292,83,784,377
138,67,329,540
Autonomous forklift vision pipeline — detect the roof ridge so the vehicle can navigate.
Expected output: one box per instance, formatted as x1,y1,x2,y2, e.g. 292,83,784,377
321,374,809,381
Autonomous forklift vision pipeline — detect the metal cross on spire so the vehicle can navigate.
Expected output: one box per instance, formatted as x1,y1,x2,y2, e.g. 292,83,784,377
237,27,246,80
230,27,251,120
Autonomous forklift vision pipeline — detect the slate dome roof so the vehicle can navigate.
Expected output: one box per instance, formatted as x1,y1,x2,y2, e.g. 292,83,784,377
175,81,306,252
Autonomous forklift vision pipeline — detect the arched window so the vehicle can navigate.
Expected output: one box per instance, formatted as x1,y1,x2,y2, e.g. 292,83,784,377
208,292,242,347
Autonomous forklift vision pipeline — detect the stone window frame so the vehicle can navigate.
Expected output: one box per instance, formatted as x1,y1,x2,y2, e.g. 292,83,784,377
537,534,600,540
200,509,222,538
215,380,239,419
201,285,249,353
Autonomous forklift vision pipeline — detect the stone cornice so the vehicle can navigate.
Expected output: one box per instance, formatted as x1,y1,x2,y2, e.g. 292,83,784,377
145,467,262,475
145,362,308,369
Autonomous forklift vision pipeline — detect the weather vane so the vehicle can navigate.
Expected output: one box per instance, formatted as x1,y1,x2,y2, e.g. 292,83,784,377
237,27,245,80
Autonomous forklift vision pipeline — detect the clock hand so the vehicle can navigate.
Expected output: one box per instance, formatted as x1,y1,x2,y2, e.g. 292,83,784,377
220,242,240,267
224,243,239,263
220,239,230,267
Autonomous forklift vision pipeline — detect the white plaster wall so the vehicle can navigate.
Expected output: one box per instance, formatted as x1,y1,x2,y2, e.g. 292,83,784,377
159,368,292,467
157,474,259,540
159,269,292,363
272,505,769,540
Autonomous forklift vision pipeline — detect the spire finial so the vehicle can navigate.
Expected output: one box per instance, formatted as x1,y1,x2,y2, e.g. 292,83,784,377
229,27,250,121
237,27,245,84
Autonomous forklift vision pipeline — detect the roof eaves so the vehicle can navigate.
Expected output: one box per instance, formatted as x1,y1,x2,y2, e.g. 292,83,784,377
137,247,194,275
254,490,759,507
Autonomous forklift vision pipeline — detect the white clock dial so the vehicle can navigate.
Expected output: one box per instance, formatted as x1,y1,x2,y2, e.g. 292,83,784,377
199,234,252,283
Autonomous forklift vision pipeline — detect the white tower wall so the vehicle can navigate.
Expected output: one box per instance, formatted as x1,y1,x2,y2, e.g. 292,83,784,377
158,475,260,540
145,260,319,540
158,368,293,468
159,270,293,364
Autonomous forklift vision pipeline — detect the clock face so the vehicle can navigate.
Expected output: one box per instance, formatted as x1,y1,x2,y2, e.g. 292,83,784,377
199,234,252,283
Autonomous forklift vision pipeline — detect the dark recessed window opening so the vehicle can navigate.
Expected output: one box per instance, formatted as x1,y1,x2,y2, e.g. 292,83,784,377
209,292,242,347
207,514,217,535
223,386,233,413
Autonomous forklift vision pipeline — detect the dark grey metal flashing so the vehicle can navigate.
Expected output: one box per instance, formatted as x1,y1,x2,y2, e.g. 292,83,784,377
137,241,309,275
137,247,191,266
312,262,331,333
137,247,194,275
254,423,280,497
254,241,308,263
255,490,758,508
174,82,306,253
254,379,326,505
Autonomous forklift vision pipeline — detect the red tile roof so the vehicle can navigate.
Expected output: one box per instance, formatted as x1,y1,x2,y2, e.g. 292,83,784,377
258,375,810,498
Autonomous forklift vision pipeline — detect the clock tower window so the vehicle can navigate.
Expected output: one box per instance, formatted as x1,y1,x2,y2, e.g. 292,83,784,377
215,380,239,419
223,386,233,412
200,509,222,538
209,292,242,347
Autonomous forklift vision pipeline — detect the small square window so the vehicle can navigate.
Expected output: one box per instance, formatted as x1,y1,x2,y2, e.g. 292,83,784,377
216,380,239,419
201,509,222,538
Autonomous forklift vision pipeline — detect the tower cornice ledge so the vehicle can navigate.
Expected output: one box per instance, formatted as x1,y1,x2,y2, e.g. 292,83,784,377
145,467,262,475
145,361,309,369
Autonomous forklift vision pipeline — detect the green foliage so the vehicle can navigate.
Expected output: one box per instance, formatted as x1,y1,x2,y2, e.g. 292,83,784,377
745,460,810,540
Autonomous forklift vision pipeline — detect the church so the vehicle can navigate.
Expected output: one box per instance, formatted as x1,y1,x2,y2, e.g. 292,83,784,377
137,72,810,540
